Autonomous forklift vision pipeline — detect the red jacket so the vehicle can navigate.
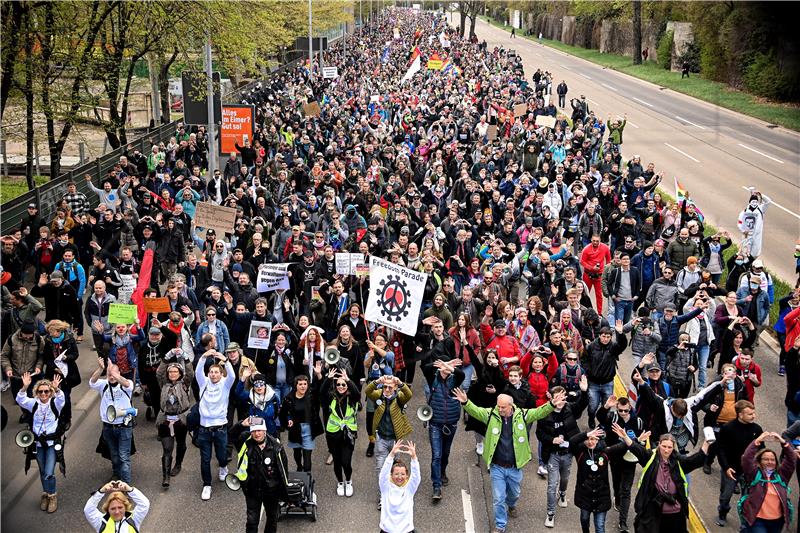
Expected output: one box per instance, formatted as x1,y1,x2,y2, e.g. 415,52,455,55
480,322,521,378
580,243,611,275
734,359,762,403
784,306,800,352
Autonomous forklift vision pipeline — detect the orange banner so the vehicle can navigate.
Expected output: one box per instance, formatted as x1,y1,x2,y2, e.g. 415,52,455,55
220,104,255,156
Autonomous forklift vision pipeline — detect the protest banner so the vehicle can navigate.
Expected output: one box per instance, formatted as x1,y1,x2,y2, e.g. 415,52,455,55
513,103,528,117
195,202,238,236
220,105,255,155
256,264,291,292
247,321,273,349
365,256,427,336
303,101,321,117
427,52,443,70
355,264,370,277
142,297,171,314
486,124,498,140
117,274,136,304
108,303,139,325
535,115,556,129
322,66,338,79
335,253,365,275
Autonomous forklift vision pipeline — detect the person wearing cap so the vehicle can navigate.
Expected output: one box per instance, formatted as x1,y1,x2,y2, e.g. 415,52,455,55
230,416,290,533
31,269,79,328
196,306,230,354
8,285,44,337
736,274,771,341
233,367,280,438
480,317,523,379
1,319,44,422
156,359,193,487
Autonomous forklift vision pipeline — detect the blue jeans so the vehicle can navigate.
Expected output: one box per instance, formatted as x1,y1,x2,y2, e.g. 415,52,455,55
587,381,614,424
546,452,572,515
36,443,57,493
580,508,606,533
745,518,784,533
461,364,474,391
274,383,291,403
198,425,228,486
429,423,457,489
614,299,633,324
696,344,710,387
102,424,133,484
490,464,523,530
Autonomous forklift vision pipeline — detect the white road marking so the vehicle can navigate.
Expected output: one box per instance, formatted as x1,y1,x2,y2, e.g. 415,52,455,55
626,121,640,129
580,73,592,80
737,143,785,164
562,65,571,70
601,82,618,92
462,489,476,533
664,142,700,162
740,186,800,219
632,97,654,107
675,115,707,130
586,98,599,106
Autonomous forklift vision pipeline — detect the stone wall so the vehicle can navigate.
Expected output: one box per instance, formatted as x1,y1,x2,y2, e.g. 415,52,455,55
666,21,695,71
599,19,660,62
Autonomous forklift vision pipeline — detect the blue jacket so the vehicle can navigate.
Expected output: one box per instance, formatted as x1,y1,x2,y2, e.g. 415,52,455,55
736,287,771,326
195,320,230,353
234,381,280,436
632,251,660,286
54,259,86,300
775,296,794,335
103,328,145,375
657,308,702,353
429,370,464,425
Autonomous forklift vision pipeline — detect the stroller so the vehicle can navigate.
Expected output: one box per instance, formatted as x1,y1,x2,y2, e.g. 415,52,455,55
278,471,317,522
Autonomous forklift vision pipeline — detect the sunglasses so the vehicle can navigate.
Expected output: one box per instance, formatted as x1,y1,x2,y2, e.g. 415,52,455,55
566,357,578,361
207,313,216,317
37,389,50,395
336,382,348,387
617,409,630,413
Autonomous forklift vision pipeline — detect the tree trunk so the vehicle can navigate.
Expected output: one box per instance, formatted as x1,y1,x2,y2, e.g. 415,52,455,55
158,49,178,123
632,0,642,65
1,2,24,120
469,11,477,39
459,5,467,37
24,7,34,189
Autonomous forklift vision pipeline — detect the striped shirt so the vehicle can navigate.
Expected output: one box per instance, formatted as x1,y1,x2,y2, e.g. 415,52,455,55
62,192,89,215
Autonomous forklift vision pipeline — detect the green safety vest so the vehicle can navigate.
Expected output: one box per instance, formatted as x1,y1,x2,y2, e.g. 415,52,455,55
637,450,687,497
326,399,358,433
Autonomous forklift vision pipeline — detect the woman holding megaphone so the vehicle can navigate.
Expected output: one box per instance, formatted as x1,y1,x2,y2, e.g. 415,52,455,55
16,371,65,513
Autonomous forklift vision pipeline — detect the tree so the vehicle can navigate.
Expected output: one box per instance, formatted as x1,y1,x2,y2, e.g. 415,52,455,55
632,0,642,64
459,0,484,39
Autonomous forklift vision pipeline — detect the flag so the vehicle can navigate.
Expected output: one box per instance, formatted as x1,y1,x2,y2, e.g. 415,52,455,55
381,46,390,64
438,32,451,49
130,247,154,329
674,178,704,222
408,46,421,65
365,256,427,336
401,54,421,84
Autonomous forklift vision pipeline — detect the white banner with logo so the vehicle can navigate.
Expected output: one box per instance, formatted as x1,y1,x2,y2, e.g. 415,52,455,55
365,256,427,336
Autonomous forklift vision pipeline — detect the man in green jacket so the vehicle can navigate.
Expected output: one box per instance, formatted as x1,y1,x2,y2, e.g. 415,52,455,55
453,387,566,533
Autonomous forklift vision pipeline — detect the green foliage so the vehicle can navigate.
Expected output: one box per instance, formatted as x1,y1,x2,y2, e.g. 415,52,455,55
678,41,700,73
657,29,673,70
743,51,800,102
0,176,49,204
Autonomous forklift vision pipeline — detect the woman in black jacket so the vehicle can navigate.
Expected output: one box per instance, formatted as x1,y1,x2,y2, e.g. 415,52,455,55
43,320,80,428
321,368,360,497
255,331,295,403
278,365,323,472
629,433,710,533
465,349,505,455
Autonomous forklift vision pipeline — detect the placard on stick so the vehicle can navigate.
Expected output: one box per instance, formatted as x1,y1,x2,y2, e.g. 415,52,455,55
303,101,321,117
142,297,171,314
487,125,498,140
513,103,528,117
535,115,556,129
195,202,238,236
108,303,138,325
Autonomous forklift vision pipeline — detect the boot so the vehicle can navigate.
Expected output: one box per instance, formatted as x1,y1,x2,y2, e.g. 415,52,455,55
46,493,57,513
40,492,48,511
302,450,313,472
171,447,186,476
162,456,172,488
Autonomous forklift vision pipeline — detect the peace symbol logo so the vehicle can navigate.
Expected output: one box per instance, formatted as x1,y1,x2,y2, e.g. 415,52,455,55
375,275,410,322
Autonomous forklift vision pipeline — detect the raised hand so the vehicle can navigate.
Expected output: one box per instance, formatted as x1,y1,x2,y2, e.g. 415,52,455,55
452,387,468,404
550,389,567,407
406,440,417,460
579,375,588,392
604,395,617,410
21,371,32,389
52,373,62,390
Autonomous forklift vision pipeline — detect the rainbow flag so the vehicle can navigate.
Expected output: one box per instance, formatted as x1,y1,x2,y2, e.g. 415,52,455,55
675,177,704,222
442,59,460,76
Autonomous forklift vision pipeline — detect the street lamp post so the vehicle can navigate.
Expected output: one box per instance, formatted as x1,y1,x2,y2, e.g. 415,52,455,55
308,0,313,81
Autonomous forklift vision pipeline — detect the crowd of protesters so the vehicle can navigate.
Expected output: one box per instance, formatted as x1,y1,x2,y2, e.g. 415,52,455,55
1,7,799,533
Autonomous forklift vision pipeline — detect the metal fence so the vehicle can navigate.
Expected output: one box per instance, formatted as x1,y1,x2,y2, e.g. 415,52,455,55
0,55,307,236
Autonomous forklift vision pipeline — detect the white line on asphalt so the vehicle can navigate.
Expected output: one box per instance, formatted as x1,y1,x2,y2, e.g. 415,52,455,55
586,98,599,106
737,143,785,164
626,121,640,129
462,489,476,533
562,65,571,70
580,73,592,80
601,82,618,92
740,186,800,219
675,115,707,130
664,142,700,162
632,97,654,107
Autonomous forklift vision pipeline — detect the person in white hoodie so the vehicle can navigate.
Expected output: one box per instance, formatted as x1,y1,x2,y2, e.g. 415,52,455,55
195,349,235,501
380,440,420,533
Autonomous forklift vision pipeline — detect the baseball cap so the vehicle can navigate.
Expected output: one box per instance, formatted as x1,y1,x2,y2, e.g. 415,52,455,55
49,270,64,280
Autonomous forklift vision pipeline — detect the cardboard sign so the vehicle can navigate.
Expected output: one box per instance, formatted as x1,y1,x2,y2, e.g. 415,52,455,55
108,303,139,325
220,105,255,155
487,124,498,140
513,103,529,117
335,253,365,275
535,115,556,129
322,66,338,79
256,264,291,292
195,202,238,236
247,321,273,349
303,101,321,117
427,58,443,70
142,297,171,314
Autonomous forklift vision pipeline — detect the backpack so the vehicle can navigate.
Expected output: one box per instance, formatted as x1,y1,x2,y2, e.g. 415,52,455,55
558,364,582,390
737,469,794,525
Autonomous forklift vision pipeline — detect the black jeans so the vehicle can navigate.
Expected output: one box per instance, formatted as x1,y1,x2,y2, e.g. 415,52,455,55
610,457,637,525
159,420,188,469
326,432,355,482
245,490,281,533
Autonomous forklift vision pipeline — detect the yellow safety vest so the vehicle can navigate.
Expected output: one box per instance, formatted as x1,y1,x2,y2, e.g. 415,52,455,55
637,450,687,497
235,439,250,481
326,399,358,433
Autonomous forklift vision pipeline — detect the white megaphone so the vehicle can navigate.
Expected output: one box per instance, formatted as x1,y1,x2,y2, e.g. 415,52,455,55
324,347,341,366
106,405,138,424
225,474,242,491
15,429,35,448
416,405,433,422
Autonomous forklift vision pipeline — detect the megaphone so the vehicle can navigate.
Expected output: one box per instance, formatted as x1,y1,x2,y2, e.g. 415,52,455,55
106,405,138,424
324,347,341,366
15,429,34,448
225,474,241,491
416,405,433,422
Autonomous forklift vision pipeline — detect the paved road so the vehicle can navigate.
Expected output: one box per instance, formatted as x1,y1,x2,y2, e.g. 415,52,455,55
472,16,800,284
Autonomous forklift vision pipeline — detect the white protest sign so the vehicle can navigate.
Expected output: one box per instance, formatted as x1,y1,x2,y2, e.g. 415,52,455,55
335,253,365,275
117,274,136,304
256,264,290,292
535,114,556,129
365,256,427,336
247,321,273,349
322,66,338,79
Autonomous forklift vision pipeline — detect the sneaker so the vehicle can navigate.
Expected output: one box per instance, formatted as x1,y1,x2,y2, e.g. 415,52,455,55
619,521,629,532
714,516,727,527
133,384,143,396
442,474,449,486
476,441,484,455
508,506,518,518
537,465,548,476
545,513,555,528
218,466,228,481
345,480,353,497
779,365,786,377
201,486,212,500
366,442,375,457
337,482,345,497
377,501,382,511
493,529,506,533
0,380,9,392
432,487,442,502
702,464,712,475
558,492,568,507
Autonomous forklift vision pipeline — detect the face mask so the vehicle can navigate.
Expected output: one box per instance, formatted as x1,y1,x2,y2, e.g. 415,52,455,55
735,260,744,265
749,200,759,209
750,284,760,290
